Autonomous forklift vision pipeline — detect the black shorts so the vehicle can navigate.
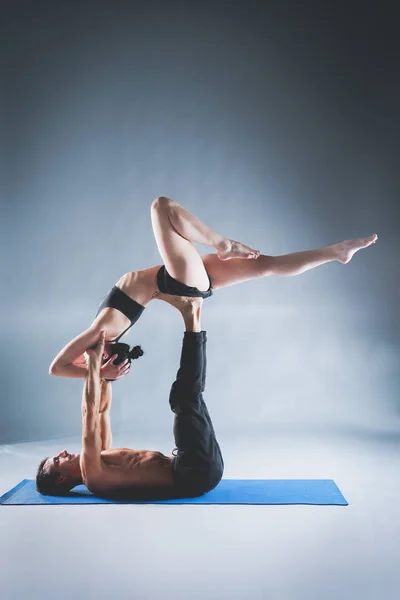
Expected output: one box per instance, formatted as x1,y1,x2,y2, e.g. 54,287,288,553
157,265,213,299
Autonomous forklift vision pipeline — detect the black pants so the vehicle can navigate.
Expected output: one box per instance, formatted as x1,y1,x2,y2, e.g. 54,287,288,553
170,331,224,497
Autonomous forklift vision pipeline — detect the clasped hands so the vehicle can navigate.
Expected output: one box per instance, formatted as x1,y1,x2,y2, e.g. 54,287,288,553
85,331,131,381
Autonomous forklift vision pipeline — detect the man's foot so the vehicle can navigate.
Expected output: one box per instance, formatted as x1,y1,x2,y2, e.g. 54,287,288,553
334,234,378,264
216,238,260,261
153,292,203,314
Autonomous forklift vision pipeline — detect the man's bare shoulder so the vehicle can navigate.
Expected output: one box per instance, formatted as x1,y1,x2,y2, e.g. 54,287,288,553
83,473,109,495
79,450,103,489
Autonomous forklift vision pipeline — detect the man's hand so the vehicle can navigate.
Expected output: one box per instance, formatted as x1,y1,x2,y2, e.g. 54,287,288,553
100,356,131,381
86,330,107,372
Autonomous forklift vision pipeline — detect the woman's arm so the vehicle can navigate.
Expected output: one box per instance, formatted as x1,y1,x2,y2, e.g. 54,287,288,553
49,326,102,378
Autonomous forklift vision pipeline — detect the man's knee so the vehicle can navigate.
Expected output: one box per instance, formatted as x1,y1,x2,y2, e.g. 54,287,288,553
151,196,173,212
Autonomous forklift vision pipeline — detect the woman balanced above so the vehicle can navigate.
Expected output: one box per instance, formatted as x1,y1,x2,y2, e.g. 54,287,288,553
50,196,377,380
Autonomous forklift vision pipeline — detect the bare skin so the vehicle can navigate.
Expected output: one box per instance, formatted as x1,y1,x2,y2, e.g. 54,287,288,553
44,447,175,493
44,296,203,496
153,291,203,319
43,448,175,490
49,195,378,378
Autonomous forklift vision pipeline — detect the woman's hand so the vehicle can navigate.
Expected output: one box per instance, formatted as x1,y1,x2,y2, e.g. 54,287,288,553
100,356,131,381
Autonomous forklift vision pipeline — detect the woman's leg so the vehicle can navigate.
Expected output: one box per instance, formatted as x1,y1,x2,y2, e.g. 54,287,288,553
150,196,260,291
202,234,378,289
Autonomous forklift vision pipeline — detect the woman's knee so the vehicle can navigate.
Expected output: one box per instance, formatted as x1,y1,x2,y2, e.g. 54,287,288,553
151,196,173,212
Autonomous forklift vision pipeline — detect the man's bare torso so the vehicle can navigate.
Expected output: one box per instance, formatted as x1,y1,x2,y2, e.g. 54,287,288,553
83,448,175,495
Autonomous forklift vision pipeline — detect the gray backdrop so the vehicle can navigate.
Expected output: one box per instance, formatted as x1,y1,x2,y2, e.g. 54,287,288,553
1,0,399,445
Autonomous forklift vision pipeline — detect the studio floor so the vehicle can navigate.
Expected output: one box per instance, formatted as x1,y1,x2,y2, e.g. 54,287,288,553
1,428,399,600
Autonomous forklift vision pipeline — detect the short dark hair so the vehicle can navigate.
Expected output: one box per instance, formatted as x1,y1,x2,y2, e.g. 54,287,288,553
36,457,72,496
103,342,144,382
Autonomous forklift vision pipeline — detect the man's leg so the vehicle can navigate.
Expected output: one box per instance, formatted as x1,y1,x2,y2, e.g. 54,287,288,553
165,296,224,497
202,234,378,289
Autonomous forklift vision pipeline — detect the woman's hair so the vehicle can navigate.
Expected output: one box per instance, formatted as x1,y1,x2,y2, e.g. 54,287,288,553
107,342,144,364
103,342,144,381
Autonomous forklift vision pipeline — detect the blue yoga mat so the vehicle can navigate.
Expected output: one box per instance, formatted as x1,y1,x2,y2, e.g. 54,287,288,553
0,479,348,505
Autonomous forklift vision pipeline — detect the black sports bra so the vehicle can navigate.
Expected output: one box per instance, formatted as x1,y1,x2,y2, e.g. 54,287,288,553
95,286,145,342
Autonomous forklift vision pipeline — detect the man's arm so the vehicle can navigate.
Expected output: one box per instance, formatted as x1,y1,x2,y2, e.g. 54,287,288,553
80,334,106,484
99,381,113,451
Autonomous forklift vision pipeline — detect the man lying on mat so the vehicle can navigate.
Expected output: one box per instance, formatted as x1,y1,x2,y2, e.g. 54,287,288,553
36,295,224,500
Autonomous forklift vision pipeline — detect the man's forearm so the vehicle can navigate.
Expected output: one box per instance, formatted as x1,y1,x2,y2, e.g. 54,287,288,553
99,381,112,449
100,410,113,450
82,365,102,415
99,381,112,413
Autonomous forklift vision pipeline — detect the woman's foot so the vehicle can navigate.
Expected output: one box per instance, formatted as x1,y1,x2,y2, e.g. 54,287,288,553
333,234,378,264
216,238,260,261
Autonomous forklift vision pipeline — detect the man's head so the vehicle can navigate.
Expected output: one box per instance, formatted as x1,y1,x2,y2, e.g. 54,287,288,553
36,450,82,496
